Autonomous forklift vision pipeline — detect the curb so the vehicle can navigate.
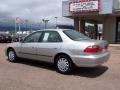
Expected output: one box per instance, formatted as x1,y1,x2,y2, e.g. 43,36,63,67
109,44,120,47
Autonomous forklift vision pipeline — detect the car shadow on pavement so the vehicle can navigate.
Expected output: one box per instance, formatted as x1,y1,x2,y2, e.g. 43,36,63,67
17,59,108,78
72,66,108,78
17,59,55,71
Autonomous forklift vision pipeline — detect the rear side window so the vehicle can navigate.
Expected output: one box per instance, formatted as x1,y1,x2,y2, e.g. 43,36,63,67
63,30,89,41
41,31,62,42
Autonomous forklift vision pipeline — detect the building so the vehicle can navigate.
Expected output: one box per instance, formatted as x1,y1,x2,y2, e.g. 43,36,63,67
62,0,120,44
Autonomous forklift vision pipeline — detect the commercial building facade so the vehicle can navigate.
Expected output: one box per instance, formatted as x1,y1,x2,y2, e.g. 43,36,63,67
62,0,120,44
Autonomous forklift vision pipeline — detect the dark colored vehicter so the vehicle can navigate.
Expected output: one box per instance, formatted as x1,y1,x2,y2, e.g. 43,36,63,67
0,34,12,43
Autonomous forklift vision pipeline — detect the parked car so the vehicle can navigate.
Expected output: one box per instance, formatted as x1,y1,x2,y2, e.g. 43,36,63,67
0,34,12,43
5,29,110,74
0,35,5,43
11,35,19,42
5,35,12,43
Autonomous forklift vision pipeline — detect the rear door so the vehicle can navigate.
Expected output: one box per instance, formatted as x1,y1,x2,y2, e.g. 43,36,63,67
18,31,42,60
36,31,62,63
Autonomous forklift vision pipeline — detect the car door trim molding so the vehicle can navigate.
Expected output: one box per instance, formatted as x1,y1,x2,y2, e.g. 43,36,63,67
18,52,52,57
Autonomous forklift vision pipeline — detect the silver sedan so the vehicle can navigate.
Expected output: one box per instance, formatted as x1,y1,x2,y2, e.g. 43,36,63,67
5,29,110,74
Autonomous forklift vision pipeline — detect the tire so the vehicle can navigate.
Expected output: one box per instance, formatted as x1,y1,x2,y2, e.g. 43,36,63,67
7,49,17,62
55,55,74,74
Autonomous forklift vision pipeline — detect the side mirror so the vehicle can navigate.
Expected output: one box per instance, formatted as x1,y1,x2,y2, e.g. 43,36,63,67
20,38,24,43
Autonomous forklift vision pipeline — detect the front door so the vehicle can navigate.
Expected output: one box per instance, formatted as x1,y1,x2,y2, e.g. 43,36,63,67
18,31,42,60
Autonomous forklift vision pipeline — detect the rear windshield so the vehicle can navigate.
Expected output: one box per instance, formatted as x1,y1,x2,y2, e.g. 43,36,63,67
63,30,90,41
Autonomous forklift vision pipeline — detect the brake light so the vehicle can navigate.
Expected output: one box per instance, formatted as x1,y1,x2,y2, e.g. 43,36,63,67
84,45,102,53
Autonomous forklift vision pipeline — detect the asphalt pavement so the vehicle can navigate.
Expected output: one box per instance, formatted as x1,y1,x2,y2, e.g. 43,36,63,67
0,44,120,90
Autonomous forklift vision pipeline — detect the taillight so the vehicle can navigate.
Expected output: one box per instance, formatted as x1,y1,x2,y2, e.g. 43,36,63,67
84,45,102,53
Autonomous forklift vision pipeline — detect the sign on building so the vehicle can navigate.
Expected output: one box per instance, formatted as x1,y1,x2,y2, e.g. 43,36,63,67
69,0,100,13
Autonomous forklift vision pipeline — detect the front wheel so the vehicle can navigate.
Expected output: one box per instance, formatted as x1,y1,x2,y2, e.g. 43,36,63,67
7,49,17,62
55,55,74,74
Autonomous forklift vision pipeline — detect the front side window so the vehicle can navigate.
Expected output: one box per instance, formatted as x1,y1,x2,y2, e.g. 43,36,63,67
63,30,90,41
41,31,62,42
24,32,42,43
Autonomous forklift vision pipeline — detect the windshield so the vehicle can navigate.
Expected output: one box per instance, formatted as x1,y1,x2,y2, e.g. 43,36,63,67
63,30,90,41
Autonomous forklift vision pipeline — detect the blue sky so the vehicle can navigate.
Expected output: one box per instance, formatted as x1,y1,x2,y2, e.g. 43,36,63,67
0,0,73,25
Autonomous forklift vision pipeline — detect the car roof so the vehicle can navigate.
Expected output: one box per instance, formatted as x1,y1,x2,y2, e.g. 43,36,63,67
36,29,73,32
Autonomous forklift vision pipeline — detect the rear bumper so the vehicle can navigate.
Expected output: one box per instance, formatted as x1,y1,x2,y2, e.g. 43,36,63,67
71,52,110,67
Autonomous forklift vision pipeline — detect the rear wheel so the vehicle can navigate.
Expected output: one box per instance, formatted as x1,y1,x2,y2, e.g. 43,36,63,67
7,49,17,62
55,55,74,74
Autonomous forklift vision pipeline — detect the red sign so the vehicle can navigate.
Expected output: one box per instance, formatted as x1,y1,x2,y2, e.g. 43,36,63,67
69,0,100,13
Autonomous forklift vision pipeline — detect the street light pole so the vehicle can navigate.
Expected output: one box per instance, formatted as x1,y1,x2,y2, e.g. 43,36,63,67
18,23,21,33
39,22,41,30
25,20,28,31
15,18,17,35
55,17,58,28
42,19,49,29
